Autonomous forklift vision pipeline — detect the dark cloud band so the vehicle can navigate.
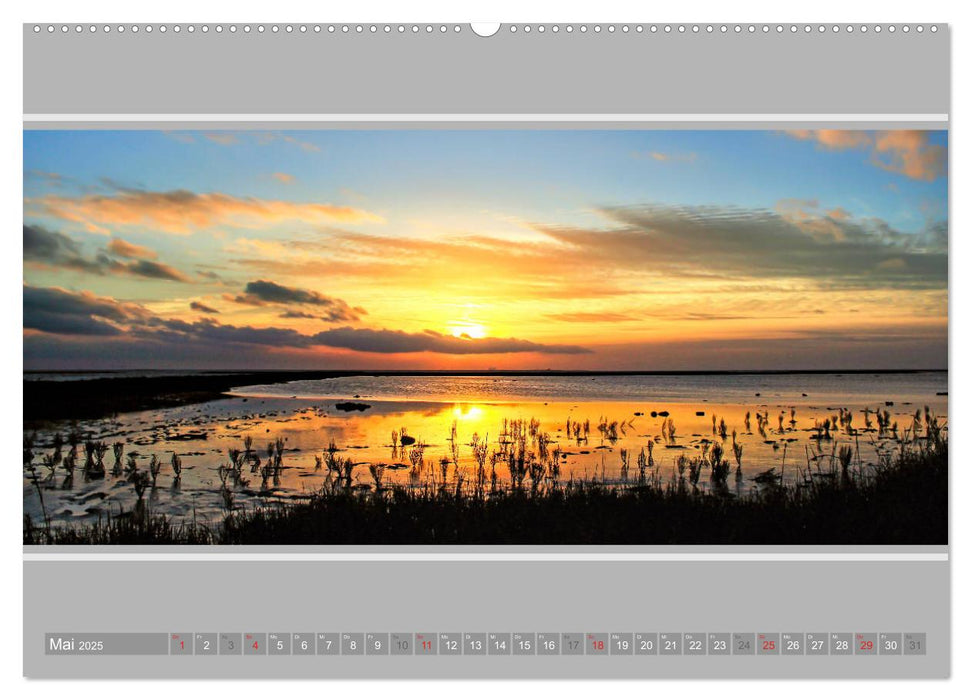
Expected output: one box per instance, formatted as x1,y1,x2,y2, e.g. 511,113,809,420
24,285,591,357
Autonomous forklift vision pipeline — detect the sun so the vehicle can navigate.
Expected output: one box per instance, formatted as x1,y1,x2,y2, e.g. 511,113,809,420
448,322,487,339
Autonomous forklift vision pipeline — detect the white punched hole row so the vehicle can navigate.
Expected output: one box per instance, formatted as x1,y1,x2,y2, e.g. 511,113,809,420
32,23,940,36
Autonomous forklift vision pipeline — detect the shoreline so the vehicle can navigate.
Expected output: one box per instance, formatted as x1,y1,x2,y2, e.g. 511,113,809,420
24,371,348,423
24,368,947,423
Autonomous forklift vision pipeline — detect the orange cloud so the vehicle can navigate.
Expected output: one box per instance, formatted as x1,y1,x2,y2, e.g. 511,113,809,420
272,172,295,184
785,130,946,182
203,133,239,145
223,200,946,313
162,131,196,144
108,238,157,259
872,131,947,182
26,189,384,235
254,132,321,153
631,151,698,163
787,129,872,150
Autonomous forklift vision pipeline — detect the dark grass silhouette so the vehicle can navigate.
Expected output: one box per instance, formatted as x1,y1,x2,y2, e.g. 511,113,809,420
24,430,946,545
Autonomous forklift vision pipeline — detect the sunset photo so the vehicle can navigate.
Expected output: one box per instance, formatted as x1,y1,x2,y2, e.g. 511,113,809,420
23,129,948,544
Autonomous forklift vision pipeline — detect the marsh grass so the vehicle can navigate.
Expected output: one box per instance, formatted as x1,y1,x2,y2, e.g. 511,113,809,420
24,404,948,546
24,507,214,545
25,424,947,545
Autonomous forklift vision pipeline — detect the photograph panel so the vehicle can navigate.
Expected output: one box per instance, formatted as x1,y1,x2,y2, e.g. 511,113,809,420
23,129,948,545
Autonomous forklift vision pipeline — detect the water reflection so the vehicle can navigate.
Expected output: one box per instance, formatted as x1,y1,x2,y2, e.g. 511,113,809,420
24,388,947,529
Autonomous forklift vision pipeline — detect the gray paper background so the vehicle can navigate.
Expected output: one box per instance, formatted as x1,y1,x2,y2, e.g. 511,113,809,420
24,24,949,115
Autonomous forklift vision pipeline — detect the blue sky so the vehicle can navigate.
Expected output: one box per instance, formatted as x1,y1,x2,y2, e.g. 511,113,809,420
24,130,948,234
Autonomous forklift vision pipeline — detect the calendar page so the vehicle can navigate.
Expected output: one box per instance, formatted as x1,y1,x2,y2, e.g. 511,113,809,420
22,22,949,680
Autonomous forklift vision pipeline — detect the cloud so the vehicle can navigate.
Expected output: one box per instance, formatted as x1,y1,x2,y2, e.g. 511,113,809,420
163,131,321,153
545,311,641,323
22,285,319,348
190,301,220,314
786,129,872,150
162,132,197,144
25,170,77,190
238,280,342,306
229,230,643,300
24,225,192,282
24,285,591,356
23,224,102,274
26,188,383,235
632,151,698,163
279,310,324,320
228,199,946,305
255,132,322,153
232,280,367,321
308,327,592,355
150,320,590,355
28,170,63,182
534,203,946,290
203,133,239,146
23,282,943,370
271,172,295,184
226,237,293,258
23,285,148,336
672,312,757,321
785,130,946,181
146,317,317,348
108,238,157,259
277,309,378,324
120,259,192,282
871,131,947,182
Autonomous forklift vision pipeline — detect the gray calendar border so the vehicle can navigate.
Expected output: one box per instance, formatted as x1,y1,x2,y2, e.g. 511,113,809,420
23,24,949,116
24,559,950,678
22,27,951,680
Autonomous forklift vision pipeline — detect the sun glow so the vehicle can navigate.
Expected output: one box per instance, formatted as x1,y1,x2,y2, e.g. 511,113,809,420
448,322,487,339
452,404,485,421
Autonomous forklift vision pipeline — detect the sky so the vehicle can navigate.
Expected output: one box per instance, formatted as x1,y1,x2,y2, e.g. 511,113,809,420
23,129,948,371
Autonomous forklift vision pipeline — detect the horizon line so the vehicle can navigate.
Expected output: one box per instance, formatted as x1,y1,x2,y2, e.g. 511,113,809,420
23,368,948,376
